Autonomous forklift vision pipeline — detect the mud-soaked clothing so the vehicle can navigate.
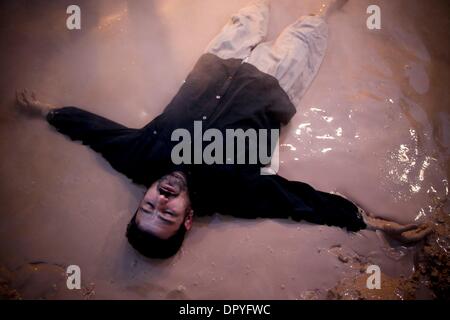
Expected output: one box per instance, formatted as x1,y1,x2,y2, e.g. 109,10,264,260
205,2,328,106
47,53,366,231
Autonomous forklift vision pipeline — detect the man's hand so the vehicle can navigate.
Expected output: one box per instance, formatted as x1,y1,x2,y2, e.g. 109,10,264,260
15,89,54,118
363,213,433,244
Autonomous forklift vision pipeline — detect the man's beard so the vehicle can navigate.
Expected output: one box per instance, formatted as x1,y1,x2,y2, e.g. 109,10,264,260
157,171,187,196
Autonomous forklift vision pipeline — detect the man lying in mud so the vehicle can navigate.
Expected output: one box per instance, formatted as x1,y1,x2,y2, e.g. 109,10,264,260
16,0,431,259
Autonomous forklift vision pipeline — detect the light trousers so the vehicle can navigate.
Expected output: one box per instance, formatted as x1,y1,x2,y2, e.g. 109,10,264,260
205,0,328,105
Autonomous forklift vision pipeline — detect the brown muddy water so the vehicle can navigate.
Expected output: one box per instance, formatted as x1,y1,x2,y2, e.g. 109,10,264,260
0,0,448,299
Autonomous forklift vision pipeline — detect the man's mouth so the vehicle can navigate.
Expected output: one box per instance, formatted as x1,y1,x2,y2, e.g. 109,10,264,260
160,183,177,195
158,171,187,196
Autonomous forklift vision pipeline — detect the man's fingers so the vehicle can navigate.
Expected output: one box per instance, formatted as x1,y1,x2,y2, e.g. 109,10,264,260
16,90,28,106
16,90,22,103
395,226,433,243
379,222,410,234
395,224,419,234
21,91,30,105
31,91,37,101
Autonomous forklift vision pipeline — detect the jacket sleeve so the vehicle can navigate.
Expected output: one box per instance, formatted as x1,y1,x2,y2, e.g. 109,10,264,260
46,106,150,185
211,169,366,232
268,175,367,231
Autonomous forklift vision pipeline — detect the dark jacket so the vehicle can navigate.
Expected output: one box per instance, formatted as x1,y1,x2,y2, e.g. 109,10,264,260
47,53,366,231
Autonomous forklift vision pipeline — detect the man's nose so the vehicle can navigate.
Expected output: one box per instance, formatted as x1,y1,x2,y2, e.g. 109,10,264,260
157,195,168,209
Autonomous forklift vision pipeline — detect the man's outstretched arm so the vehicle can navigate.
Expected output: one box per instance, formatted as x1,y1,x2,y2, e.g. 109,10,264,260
15,89,151,186
361,211,432,243
330,191,433,243
226,172,433,244
15,89,134,139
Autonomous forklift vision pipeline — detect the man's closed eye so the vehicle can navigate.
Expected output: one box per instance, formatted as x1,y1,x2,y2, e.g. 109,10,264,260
164,210,176,217
141,202,155,214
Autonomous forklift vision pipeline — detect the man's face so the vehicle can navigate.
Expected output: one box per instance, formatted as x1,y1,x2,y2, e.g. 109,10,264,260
136,171,193,239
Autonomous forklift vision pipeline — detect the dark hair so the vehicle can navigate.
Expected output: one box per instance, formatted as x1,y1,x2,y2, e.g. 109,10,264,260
126,212,186,259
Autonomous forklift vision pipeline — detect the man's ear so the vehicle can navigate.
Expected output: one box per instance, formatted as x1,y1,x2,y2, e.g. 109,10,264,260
184,208,194,231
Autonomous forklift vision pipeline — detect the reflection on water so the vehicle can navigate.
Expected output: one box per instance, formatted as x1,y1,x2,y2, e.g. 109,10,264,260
278,0,449,227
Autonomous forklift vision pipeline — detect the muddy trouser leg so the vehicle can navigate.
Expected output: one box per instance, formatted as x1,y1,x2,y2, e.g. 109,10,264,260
247,15,328,105
204,0,270,60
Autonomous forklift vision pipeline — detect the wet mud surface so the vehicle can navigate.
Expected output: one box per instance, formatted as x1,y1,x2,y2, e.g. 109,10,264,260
0,0,449,299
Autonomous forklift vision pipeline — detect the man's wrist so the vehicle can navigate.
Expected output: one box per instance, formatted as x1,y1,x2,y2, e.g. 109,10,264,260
36,102,54,118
